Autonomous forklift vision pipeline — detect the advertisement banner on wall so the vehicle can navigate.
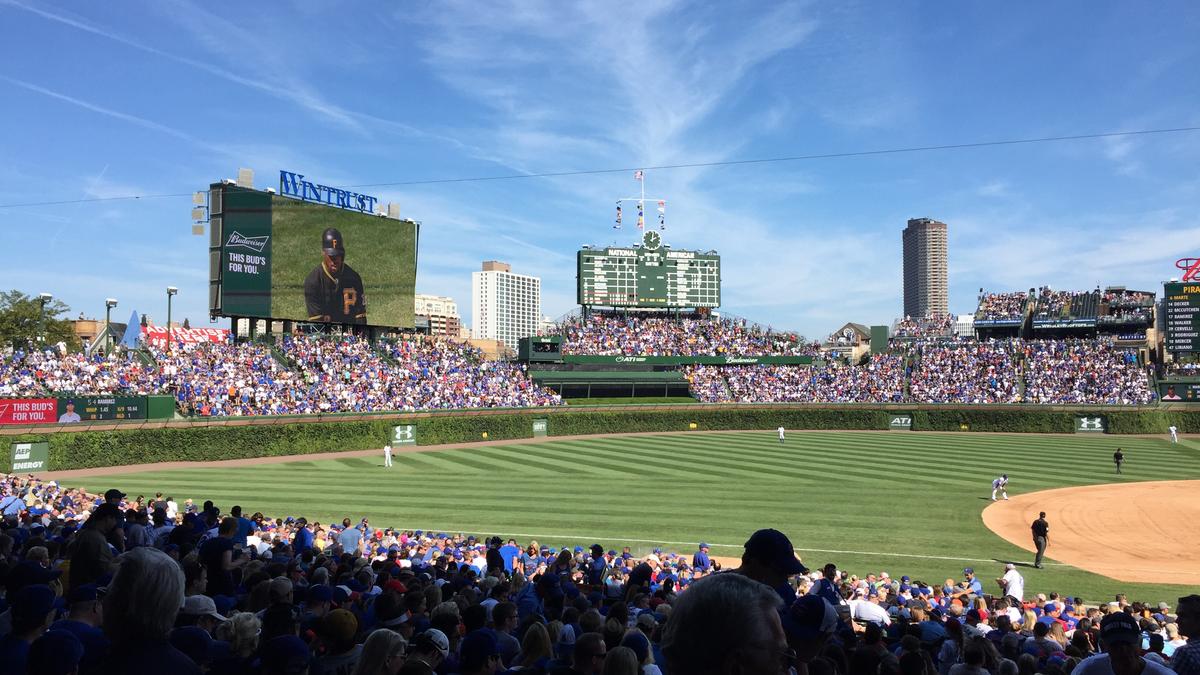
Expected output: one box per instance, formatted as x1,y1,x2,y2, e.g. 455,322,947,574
10,442,49,472
142,326,230,348
56,397,147,422
0,399,57,425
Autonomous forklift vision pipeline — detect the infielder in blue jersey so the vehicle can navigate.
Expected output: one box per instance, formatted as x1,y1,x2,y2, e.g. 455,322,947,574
991,474,1009,501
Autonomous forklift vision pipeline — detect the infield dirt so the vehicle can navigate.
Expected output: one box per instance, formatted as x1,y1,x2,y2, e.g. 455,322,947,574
981,480,1200,586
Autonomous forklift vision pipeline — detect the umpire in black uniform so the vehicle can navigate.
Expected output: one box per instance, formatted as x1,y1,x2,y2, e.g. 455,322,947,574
1031,511,1049,569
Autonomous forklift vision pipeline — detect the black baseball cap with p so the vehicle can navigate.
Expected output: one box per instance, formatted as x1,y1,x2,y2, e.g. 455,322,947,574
322,228,346,257
1100,611,1141,645
745,528,809,575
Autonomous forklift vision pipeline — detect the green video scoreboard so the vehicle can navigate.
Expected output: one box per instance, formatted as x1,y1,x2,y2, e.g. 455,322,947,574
577,231,721,308
1164,282,1200,353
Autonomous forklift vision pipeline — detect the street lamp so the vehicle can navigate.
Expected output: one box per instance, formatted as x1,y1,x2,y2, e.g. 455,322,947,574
105,298,118,355
166,287,178,352
37,293,53,346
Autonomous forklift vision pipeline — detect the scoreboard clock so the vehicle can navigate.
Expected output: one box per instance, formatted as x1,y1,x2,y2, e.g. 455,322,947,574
577,232,721,308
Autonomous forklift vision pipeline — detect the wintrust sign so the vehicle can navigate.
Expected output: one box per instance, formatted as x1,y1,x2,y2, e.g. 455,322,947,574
279,170,379,214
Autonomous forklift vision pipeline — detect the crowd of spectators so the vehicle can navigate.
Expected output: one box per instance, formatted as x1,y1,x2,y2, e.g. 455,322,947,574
276,335,562,413
1023,340,1156,405
686,355,907,404
909,341,1022,404
893,315,957,339
1100,291,1154,325
689,339,1152,405
1033,289,1093,320
977,293,1030,323
151,341,303,417
559,313,819,357
1,472,1196,675
0,349,158,398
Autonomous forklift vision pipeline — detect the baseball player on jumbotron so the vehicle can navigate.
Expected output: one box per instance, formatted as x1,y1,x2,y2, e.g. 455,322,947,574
991,474,1009,501
304,227,367,324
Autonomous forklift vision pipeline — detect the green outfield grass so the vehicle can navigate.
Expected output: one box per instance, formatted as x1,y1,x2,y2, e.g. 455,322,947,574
74,432,1200,603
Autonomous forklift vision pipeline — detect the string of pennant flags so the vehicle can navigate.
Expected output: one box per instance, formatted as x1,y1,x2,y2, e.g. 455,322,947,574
614,169,666,230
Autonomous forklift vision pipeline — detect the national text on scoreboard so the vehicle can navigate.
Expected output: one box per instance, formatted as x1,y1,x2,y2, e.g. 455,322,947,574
1163,281,1200,353
576,232,720,309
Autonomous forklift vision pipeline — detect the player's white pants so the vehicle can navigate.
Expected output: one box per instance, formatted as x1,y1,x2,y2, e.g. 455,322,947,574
384,451,393,467
1171,432,1178,443
992,487,1007,500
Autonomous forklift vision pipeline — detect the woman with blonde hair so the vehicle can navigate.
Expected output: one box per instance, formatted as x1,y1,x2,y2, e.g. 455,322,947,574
214,612,262,662
603,646,640,675
514,622,553,671
353,629,407,675
1019,609,1038,635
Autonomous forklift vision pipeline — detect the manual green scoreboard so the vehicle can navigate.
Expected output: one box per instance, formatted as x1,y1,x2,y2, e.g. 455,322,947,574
1164,282,1200,353
577,231,721,308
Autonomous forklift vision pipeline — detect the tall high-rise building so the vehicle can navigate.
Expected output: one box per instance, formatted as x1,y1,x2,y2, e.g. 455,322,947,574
471,261,541,352
902,218,948,317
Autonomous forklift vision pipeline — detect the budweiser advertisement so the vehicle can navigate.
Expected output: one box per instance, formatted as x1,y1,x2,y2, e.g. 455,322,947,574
0,398,58,425
142,326,230,347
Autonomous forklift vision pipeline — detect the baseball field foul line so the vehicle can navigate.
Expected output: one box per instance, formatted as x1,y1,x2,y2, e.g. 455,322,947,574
394,528,1072,569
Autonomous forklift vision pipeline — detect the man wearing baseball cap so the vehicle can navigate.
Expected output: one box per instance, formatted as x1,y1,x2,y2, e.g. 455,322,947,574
304,226,367,324
735,528,809,605
1072,612,1173,675
693,542,712,573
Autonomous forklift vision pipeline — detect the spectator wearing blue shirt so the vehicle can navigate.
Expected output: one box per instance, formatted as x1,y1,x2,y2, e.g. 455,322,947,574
337,518,364,554
962,568,984,596
692,542,712,572
229,505,255,548
292,518,314,554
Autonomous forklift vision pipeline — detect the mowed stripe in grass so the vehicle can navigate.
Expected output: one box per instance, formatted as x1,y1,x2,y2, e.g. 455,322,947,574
76,431,1200,603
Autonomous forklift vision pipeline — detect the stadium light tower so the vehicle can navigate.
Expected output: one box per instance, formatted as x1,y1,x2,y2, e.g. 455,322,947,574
105,298,118,356
37,292,53,345
166,287,178,352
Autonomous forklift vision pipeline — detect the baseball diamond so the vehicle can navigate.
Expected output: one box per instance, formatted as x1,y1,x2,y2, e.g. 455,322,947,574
60,430,1200,603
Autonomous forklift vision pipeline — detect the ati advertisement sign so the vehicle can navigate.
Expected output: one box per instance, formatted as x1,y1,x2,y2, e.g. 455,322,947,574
1075,416,1107,433
532,418,548,437
888,415,913,430
57,397,147,422
10,442,49,472
392,425,416,446
0,399,56,425
142,326,230,348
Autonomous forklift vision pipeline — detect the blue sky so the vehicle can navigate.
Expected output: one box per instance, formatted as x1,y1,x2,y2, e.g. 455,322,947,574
1,1,1198,339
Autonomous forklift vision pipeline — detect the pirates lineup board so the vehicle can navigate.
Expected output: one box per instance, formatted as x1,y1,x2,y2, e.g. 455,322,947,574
577,231,721,308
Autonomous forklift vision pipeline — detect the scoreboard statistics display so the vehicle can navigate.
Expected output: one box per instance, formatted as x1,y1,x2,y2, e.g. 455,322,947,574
1163,282,1200,353
577,231,721,308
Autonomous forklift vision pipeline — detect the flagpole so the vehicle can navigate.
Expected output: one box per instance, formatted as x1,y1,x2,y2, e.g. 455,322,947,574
613,169,665,232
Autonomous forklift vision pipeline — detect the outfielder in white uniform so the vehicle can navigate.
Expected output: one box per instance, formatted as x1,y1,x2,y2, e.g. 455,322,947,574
1169,425,1179,443
777,426,786,444
384,444,393,467
991,474,1009,501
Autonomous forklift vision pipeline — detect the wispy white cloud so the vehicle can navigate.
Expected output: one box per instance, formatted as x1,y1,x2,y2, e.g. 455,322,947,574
975,181,1010,198
4,0,367,134
0,75,224,153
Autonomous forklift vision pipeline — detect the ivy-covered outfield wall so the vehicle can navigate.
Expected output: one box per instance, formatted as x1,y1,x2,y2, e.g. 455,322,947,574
2,405,1196,473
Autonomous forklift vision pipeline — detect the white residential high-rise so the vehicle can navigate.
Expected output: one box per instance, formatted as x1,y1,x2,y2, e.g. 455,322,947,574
471,261,541,351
